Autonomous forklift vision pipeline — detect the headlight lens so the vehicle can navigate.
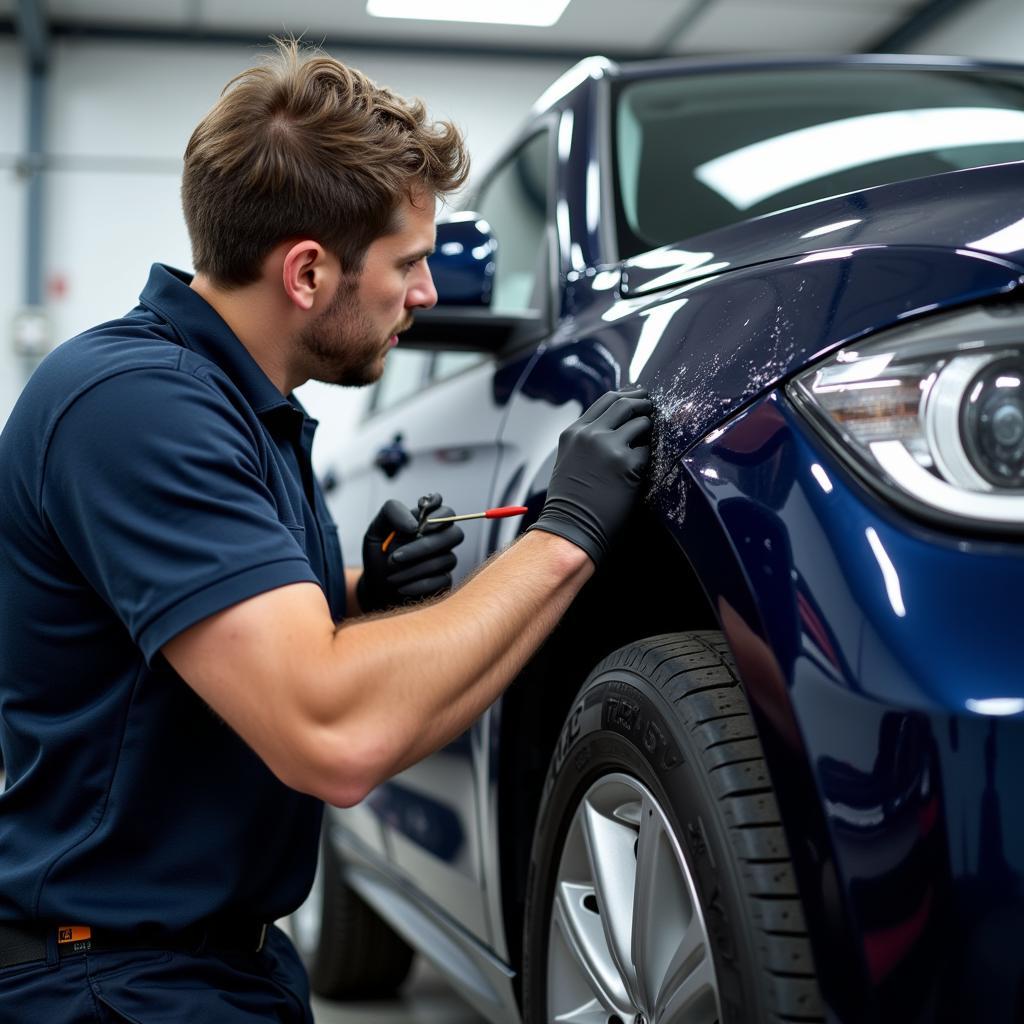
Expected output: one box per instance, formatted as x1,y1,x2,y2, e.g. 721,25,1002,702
960,357,1024,487
788,301,1024,529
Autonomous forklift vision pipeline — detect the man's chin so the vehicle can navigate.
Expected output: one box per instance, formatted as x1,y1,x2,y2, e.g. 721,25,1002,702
329,359,386,388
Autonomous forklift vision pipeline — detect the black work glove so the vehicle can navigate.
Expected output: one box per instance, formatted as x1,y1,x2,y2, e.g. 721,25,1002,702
527,386,653,566
357,493,465,613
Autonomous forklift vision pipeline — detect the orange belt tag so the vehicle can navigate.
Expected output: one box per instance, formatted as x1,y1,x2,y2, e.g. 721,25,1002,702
57,925,92,944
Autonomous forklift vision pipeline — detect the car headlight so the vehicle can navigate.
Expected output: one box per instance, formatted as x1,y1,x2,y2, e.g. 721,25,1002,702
787,301,1024,530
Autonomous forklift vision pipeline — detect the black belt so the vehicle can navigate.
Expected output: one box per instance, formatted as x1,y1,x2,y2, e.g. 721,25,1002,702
0,919,269,970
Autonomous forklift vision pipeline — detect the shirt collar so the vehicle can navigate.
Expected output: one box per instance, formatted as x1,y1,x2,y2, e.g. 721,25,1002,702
138,263,298,422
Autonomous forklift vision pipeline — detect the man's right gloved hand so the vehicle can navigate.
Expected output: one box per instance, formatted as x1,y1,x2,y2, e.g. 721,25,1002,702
358,493,464,613
527,386,653,566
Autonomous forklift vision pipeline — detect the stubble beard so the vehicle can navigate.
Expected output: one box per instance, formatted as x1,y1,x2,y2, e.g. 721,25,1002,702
298,275,408,388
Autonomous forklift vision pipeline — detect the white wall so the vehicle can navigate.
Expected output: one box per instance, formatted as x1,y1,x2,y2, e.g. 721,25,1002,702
9,7,1022,445
906,0,1024,61
0,40,26,421
1,37,573,463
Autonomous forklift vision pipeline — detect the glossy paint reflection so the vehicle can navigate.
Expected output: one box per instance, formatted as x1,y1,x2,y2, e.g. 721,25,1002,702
680,392,1024,1020
366,779,465,862
620,161,1024,297
430,215,497,307
323,52,1024,1024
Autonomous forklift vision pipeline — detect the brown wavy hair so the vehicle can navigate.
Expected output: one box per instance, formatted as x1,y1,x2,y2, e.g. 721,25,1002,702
182,38,470,286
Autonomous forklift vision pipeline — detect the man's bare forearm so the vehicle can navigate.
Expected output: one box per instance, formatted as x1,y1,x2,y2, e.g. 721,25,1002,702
344,566,364,616
324,530,592,788
163,389,650,807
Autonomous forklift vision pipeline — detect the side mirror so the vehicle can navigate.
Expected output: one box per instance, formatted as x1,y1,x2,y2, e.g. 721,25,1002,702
401,213,545,354
430,213,496,307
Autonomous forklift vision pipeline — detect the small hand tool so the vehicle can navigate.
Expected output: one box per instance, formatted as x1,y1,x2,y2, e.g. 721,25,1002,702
381,504,528,553
425,506,529,525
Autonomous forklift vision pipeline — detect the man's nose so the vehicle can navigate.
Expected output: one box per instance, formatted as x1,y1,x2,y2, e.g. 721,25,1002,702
408,262,438,310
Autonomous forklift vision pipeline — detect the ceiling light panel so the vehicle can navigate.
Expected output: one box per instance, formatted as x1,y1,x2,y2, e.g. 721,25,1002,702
367,0,572,27
677,0,918,52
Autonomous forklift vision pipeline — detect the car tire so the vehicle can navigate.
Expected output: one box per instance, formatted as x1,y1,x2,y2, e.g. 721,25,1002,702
522,631,824,1023
291,827,415,999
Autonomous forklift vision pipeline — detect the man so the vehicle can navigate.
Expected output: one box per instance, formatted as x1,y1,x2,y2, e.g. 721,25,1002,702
0,40,651,1022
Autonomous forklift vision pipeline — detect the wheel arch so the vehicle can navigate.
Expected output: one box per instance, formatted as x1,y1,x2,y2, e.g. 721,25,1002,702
494,481,863,1016
495,500,717,994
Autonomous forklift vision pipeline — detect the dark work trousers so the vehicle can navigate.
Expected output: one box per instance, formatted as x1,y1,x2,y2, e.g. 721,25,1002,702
0,925,314,1024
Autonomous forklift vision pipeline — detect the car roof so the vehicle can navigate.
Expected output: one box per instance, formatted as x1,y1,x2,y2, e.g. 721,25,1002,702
532,52,1024,116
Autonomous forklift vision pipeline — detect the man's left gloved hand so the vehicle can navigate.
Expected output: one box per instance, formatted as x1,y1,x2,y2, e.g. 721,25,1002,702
356,493,465,613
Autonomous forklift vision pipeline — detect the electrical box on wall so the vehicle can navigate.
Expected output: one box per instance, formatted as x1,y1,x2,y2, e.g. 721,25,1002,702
11,306,51,358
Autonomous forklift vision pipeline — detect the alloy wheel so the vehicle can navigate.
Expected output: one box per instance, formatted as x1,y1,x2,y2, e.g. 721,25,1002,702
547,772,721,1024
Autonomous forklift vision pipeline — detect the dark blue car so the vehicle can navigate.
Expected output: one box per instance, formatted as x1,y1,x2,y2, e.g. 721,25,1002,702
293,54,1024,1024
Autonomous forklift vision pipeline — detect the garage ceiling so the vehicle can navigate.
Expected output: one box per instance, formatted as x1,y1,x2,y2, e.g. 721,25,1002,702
0,0,977,59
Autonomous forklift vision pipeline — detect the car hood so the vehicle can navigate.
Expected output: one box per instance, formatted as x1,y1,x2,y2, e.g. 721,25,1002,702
620,161,1024,297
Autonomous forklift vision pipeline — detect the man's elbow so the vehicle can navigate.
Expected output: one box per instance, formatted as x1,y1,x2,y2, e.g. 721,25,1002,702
270,721,397,809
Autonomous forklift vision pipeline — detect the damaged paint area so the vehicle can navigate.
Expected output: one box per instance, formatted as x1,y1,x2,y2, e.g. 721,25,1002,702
640,267,821,518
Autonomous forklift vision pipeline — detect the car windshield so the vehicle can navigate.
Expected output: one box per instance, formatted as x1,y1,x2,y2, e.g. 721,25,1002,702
613,66,1024,259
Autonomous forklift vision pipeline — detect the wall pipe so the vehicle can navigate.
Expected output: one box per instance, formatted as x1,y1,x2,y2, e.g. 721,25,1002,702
13,0,50,372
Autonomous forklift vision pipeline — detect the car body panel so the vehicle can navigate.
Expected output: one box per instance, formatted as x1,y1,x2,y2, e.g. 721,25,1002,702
336,819,522,1024
681,391,1024,1019
326,358,518,946
320,53,1024,1024
554,246,1024,493
490,248,1024,1023
618,161,1024,298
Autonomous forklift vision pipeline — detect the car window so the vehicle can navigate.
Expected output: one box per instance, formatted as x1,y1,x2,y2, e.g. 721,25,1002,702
365,347,489,419
366,347,431,418
476,130,552,314
430,350,487,384
614,66,1024,259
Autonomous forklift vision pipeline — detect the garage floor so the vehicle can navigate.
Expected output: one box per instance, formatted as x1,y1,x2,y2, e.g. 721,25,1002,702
311,958,486,1023
272,918,486,1022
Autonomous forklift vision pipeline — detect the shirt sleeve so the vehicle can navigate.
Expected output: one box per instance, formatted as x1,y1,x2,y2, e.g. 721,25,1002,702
40,365,321,663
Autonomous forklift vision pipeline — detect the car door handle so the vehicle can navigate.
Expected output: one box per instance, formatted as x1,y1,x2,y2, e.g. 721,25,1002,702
374,434,411,479
436,447,472,464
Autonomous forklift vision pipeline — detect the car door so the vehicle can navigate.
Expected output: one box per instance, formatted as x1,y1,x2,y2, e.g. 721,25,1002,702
327,126,556,947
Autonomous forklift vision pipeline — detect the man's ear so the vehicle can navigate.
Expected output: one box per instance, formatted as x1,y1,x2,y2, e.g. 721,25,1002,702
280,240,337,312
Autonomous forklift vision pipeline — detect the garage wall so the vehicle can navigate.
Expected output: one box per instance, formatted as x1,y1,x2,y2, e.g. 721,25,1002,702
1,38,574,446
907,0,1024,61
0,40,26,423
4,10,1023,436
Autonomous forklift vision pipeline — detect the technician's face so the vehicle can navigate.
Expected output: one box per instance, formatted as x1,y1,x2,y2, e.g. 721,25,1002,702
299,191,438,387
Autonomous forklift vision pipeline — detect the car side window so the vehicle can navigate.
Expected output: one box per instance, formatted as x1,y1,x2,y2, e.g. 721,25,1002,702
366,347,490,420
430,350,486,385
476,130,552,315
366,348,432,418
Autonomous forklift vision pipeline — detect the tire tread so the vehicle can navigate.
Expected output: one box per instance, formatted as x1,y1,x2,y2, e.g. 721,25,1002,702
595,631,825,1023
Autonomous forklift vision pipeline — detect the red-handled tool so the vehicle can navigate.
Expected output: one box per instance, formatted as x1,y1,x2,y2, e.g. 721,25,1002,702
382,505,528,553
426,505,529,525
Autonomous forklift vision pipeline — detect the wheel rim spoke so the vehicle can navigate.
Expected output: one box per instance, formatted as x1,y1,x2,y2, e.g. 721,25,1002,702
656,949,718,1023
546,772,722,1024
630,794,666,1011
551,879,634,1015
553,996,608,1024
582,795,643,1006
631,798,716,1020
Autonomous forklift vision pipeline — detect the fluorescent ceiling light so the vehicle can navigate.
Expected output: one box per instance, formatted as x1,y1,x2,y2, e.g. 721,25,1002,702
367,0,571,27
969,216,1024,254
695,107,1024,211
966,697,1024,716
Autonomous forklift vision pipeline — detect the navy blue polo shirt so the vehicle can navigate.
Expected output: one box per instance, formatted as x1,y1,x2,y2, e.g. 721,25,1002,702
0,264,347,932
